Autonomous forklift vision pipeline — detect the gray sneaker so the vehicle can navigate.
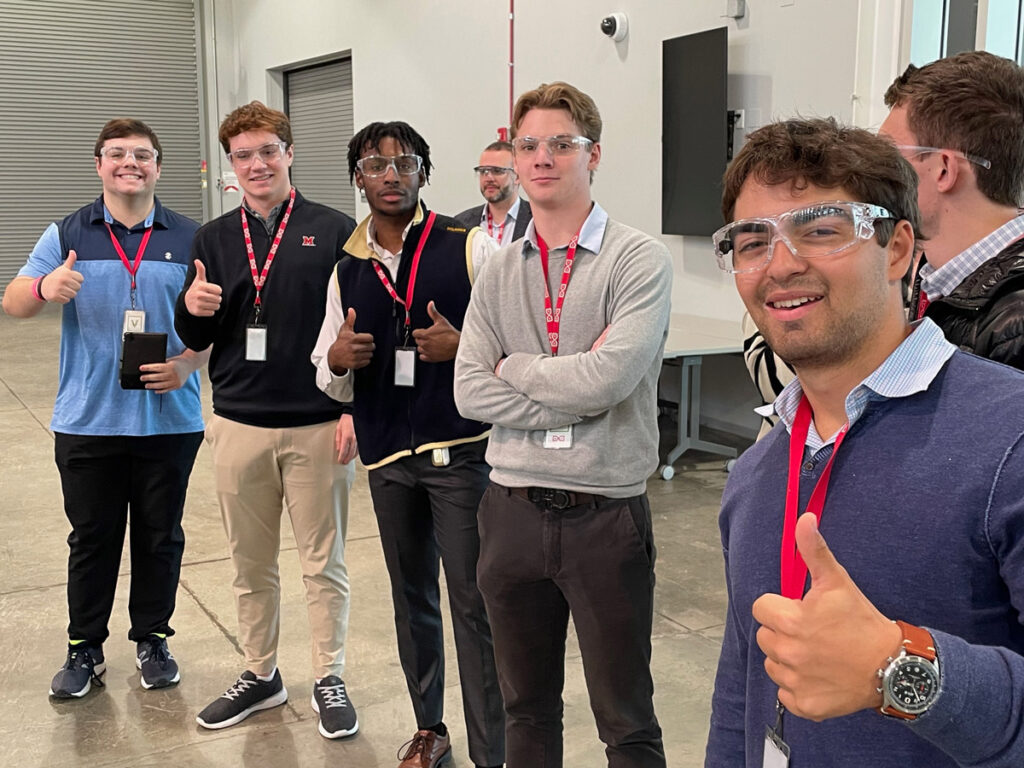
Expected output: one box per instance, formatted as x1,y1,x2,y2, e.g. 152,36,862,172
49,644,105,698
136,635,180,689
311,675,358,739
196,670,288,729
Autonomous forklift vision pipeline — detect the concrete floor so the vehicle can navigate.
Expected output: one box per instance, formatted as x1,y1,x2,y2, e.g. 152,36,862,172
0,308,743,768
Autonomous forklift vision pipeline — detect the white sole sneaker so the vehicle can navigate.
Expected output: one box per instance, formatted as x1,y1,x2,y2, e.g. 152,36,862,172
49,662,106,698
311,693,360,739
195,686,288,730
136,656,181,690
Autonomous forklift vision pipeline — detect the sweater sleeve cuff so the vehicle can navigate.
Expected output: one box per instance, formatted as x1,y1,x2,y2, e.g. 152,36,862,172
905,628,1024,764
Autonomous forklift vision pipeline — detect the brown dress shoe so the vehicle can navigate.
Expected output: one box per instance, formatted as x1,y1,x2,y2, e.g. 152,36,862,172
397,729,451,768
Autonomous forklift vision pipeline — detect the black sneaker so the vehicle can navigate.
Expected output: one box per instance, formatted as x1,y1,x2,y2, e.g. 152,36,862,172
136,635,180,689
311,675,358,739
196,670,288,730
49,644,106,698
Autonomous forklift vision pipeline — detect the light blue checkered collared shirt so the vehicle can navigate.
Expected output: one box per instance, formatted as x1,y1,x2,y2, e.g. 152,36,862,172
920,214,1024,299
755,318,956,453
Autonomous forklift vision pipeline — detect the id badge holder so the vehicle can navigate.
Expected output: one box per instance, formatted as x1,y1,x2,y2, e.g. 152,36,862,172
543,424,573,449
246,324,268,362
762,701,790,768
431,447,450,467
395,346,416,387
123,309,146,334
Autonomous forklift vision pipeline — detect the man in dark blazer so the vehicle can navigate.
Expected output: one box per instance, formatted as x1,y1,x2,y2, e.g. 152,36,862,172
455,140,532,246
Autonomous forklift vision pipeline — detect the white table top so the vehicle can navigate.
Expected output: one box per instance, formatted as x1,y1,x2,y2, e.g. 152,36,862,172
663,312,743,358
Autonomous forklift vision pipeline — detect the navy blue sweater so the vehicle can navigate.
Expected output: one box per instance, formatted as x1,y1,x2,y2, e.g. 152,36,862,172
706,351,1024,767
175,190,355,428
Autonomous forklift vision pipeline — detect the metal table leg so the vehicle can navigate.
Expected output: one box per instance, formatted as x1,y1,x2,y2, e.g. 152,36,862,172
659,355,737,480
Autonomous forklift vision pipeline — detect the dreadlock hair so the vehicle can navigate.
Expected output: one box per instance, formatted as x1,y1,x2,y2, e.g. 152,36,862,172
347,121,432,183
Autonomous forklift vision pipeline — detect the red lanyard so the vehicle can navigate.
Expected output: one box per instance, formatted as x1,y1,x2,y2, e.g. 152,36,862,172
240,187,296,312
486,207,506,242
537,230,581,356
105,222,152,295
781,395,849,599
371,211,437,329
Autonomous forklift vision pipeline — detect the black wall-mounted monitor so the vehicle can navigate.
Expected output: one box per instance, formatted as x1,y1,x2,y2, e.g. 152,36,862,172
662,27,728,237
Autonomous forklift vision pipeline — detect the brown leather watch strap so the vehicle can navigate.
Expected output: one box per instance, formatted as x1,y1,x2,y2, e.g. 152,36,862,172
895,620,936,661
881,621,938,720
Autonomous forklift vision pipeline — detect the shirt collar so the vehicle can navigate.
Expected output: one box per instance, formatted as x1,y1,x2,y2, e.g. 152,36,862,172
761,318,956,449
520,200,608,258
481,197,522,225
243,196,288,233
919,214,1024,298
94,195,161,230
366,200,425,259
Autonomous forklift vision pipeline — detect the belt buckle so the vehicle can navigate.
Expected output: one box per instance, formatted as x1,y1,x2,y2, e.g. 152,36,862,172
538,487,571,510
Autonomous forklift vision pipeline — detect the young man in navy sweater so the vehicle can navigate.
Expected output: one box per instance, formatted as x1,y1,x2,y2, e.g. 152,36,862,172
704,118,1024,767
176,102,358,740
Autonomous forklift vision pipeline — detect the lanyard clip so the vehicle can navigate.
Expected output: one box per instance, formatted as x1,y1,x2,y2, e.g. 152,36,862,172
774,698,786,739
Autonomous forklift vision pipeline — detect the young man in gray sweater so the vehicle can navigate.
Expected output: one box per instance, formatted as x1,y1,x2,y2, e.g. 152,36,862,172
454,81,671,768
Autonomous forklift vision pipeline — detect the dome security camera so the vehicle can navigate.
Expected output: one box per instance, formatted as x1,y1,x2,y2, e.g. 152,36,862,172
600,12,628,42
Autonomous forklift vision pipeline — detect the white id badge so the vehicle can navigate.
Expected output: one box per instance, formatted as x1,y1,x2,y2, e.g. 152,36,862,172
543,425,573,449
431,447,450,467
246,325,268,362
123,309,146,334
762,726,790,768
395,347,416,387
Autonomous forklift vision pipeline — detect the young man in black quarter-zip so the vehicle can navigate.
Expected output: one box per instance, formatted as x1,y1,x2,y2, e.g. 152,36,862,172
311,121,503,768
174,101,359,741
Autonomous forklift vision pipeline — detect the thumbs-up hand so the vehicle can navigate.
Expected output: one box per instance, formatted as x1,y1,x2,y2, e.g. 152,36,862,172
751,513,903,722
412,300,460,362
327,307,375,374
184,259,222,317
42,250,85,304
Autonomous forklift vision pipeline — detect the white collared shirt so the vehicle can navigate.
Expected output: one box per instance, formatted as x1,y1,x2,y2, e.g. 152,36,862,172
479,197,522,247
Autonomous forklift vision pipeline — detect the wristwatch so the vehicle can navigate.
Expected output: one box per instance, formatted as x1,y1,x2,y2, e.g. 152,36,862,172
876,620,940,720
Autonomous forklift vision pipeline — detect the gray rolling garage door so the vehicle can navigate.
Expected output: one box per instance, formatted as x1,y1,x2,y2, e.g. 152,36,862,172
0,0,202,287
286,59,356,218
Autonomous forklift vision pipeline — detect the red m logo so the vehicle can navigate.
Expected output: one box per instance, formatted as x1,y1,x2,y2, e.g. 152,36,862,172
302,235,316,247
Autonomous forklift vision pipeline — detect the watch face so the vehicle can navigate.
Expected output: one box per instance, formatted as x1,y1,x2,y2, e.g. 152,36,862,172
888,656,939,714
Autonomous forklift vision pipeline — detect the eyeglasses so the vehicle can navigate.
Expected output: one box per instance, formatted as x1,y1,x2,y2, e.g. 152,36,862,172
226,141,288,166
511,135,593,156
711,201,895,274
99,146,159,165
894,144,992,170
356,154,423,178
474,166,514,178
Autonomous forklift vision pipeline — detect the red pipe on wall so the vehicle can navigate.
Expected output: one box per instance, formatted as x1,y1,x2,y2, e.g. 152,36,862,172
508,0,515,131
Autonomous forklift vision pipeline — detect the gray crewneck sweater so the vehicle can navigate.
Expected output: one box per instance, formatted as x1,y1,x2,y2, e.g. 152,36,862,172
454,206,672,497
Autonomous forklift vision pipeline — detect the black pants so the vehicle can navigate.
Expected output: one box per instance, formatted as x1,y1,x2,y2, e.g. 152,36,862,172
477,483,665,768
54,431,204,644
367,441,505,767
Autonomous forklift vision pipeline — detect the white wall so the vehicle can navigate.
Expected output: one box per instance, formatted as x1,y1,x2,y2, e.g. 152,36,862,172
200,0,904,436
202,0,905,319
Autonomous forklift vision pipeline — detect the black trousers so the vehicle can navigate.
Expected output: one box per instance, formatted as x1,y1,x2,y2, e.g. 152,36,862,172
54,431,204,644
367,441,505,767
477,483,665,768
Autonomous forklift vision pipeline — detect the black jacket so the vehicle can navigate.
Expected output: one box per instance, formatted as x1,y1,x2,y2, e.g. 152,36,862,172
454,198,532,243
916,238,1024,370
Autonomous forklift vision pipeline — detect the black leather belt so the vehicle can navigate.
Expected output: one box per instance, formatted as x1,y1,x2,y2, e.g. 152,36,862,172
506,485,604,511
